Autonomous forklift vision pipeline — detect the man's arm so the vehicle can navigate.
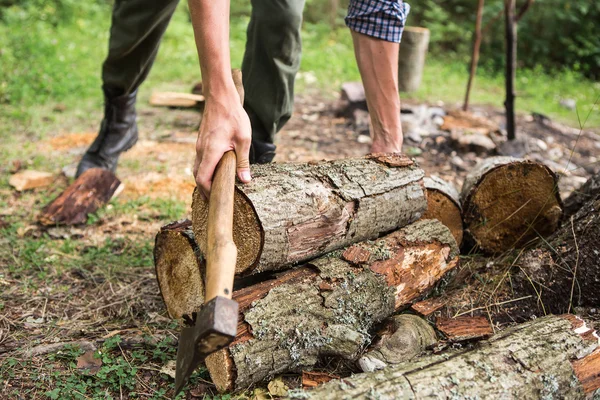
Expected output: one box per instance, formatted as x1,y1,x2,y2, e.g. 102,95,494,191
188,0,252,197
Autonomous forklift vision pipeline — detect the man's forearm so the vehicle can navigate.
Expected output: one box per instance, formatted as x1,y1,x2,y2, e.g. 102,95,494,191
188,0,236,98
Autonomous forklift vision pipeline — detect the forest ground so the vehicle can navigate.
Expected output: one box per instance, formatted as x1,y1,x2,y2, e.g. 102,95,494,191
1,3,599,399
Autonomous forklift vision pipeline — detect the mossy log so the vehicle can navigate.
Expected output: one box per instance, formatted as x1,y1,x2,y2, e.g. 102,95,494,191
421,176,463,246
154,220,204,321
205,219,459,392
304,314,600,399
358,314,437,373
192,154,427,275
563,171,600,217
512,185,600,313
461,157,563,253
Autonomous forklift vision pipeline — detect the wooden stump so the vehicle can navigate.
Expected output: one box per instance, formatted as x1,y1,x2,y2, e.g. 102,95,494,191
398,27,430,93
306,315,599,399
192,154,427,274
422,176,463,246
204,219,459,392
461,157,563,253
38,168,122,226
154,220,204,321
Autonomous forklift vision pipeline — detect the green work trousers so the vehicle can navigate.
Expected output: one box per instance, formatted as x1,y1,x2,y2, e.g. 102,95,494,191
102,0,305,145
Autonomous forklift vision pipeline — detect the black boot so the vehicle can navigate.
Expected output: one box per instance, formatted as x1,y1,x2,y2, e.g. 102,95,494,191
250,139,276,164
76,86,139,177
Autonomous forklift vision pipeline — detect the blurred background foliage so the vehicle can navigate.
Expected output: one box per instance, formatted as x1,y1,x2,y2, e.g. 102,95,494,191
0,0,598,127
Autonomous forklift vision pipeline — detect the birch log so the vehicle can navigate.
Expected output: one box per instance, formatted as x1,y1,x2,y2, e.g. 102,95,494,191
205,219,459,392
461,157,562,253
192,154,427,274
305,315,600,399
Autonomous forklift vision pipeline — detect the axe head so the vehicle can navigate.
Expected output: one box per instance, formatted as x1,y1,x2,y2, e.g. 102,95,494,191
174,296,238,395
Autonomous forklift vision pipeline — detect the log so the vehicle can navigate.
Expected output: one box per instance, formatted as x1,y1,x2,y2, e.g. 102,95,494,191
512,184,600,313
148,91,205,108
305,314,600,399
9,170,54,191
192,154,427,274
398,27,430,93
358,314,437,373
421,176,463,246
154,220,204,321
38,168,123,226
563,171,600,217
204,219,459,392
461,157,563,253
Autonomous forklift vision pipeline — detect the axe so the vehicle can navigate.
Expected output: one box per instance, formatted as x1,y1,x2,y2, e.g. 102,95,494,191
174,70,244,395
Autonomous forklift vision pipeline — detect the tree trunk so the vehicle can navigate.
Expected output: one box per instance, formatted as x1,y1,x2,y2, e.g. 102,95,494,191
463,0,485,111
358,314,437,373
304,315,599,399
38,168,123,226
154,220,204,321
422,176,463,246
398,27,430,93
513,185,600,313
563,171,600,217
461,157,563,253
204,219,459,392
504,0,517,140
192,154,427,275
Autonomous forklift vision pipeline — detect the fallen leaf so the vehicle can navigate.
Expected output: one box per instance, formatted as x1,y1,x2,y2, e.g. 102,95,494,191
267,376,288,397
160,360,177,379
250,388,270,400
76,350,102,374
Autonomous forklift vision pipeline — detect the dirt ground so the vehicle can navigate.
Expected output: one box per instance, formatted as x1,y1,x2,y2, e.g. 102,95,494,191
1,89,599,399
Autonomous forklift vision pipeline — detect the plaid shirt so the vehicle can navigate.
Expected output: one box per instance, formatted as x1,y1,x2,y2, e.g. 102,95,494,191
345,0,410,43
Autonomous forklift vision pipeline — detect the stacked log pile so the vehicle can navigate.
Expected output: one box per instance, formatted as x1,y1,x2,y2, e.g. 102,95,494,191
153,154,600,397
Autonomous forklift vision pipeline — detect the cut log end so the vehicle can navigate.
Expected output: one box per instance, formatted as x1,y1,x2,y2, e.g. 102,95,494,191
192,187,263,274
154,220,204,320
205,349,235,393
462,158,562,253
422,177,463,246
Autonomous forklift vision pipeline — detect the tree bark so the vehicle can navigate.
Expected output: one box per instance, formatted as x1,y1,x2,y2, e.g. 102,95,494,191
461,157,563,253
304,315,599,399
563,171,600,217
463,0,485,112
504,0,517,140
513,185,600,313
422,176,463,246
38,168,123,226
204,219,459,392
192,154,427,275
398,27,430,93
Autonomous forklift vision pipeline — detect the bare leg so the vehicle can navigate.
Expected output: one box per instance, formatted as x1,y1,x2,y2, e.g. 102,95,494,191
351,31,403,153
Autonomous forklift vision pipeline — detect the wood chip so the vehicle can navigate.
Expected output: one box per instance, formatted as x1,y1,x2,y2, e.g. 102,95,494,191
436,316,493,342
149,92,205,108
411,297,449,316
302,371,340,388
9,170,54,191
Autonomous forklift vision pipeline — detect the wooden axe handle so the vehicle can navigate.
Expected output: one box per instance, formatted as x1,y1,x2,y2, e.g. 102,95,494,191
204,69,244,301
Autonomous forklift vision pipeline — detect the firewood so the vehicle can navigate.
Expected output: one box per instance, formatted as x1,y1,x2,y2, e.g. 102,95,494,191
306,315,600,399
435,316,493,342
149,92,205,108
461,157,563,253
204,219,459,392
38,168,122,226
336,82,367,118
192,154,427,275
154,220,204,321
422,176,463,246
358,314,437,372
9,170,54,191
512,181,600,313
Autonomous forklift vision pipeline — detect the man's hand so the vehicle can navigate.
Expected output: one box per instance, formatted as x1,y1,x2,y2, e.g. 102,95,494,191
194,91,252,198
